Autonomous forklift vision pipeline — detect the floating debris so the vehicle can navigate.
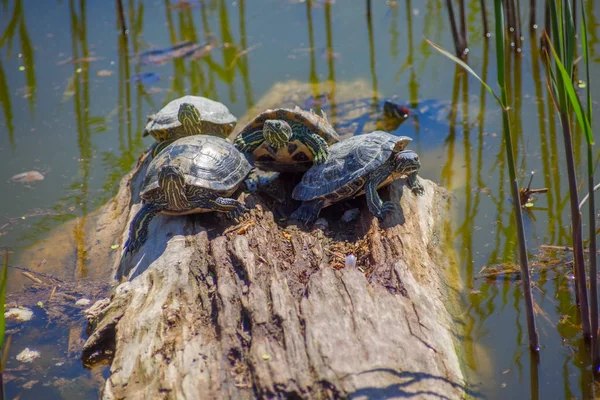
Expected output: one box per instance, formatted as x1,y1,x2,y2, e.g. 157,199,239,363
16,348,40,363
130,72,160,85
75,298,91,307
96,69,113,77
11,170,45,183
138,40,215,66
341,208,360,223
345,254,357,268
5,307,33,322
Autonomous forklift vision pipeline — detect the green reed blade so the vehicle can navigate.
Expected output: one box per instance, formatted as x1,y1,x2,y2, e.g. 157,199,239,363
426,39,503,107
545,34,593,144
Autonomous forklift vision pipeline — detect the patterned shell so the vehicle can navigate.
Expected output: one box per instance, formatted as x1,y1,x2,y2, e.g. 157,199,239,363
141,135,251,198
292,131,412,201
143,95,237,137
236,106,340,145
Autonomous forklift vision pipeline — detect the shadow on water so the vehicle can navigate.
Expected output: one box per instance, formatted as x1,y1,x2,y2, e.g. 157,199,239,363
345,368,483,400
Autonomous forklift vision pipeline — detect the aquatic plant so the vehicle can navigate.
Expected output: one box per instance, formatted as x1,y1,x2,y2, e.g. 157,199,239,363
427,0,539,351
542,0,593,340
543,0,597,369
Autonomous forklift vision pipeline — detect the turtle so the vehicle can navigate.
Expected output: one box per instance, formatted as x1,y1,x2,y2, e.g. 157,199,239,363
290,131,424,224
144,95,237,156
124,134,251,254
233,106,340,173
300,95,413,136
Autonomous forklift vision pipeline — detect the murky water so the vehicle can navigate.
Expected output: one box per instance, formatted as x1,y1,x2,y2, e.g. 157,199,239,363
1,0,600,398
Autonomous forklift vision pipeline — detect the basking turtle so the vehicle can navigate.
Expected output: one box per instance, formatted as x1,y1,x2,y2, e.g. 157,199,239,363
144,95,237,156
291,131,424,224
233,106,340,173
124,135,251,254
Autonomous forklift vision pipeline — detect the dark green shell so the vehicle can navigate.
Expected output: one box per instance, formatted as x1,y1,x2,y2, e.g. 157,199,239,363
292,131,411,201
143,95,237,141
141,135,251,201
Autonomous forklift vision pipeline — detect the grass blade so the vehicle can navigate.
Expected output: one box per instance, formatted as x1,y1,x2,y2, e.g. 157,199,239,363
426,39,503,106
544,33,593,144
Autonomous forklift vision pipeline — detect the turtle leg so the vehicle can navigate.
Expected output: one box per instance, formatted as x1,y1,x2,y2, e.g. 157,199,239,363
299,132,329,164
365,166,395,219
213,197,249,219
124,202,163,254
234,130,264,153
406,171,425,196
290,199,325,225
186,187,249,219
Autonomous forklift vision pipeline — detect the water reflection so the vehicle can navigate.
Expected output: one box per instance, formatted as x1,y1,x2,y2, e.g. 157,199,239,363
0,1,600,398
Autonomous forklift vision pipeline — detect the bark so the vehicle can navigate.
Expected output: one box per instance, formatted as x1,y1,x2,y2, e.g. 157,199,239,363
81,147,471,399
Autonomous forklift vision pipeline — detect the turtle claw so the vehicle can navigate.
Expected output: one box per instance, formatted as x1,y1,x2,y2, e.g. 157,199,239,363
226,203,249,220
408,175,425,196
123,236,143,256
373,201,395,220
290,201,321,226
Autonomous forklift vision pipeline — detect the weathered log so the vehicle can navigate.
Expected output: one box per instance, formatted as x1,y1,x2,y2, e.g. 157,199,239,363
80,148,470,399
76,80,473,399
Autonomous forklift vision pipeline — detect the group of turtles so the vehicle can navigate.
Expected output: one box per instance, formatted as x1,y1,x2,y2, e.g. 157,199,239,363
124,95,424,254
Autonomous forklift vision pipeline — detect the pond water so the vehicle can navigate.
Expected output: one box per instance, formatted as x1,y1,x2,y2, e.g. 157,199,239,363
1,0,600,398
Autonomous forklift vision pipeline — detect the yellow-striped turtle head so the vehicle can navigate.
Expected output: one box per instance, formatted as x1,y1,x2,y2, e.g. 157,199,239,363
263,119,293,150
178,103,202,136
158,165,188,211
393,149,420,174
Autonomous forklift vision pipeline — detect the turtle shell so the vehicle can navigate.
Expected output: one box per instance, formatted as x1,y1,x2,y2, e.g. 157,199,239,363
141,135,251,201
143,95,237,141
235,106,340,172
292,131,412,201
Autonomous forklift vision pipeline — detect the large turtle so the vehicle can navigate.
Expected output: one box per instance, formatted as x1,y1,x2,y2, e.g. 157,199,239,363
144,95,237,156
291,131,424,224
124,135,251,254
233,106,340,173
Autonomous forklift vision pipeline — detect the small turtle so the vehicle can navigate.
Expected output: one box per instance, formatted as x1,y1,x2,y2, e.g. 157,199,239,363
144,95,237,156
124,135,251,254
301,95,412,136
233,106,340,173
291,131,424,224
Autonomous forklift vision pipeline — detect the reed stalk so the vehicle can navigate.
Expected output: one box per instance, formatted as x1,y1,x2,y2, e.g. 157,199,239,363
116,0,127,35
577,0,599,370
530,0,536,29
459,0,467,52
480,0,490,37
445,0,464,56
544,0,592,339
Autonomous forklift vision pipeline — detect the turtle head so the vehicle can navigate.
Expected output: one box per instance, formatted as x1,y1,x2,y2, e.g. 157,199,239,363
158,165,188,211
178,103,202,135
263,120,293,150
392,150,421,175
383,101,411,120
